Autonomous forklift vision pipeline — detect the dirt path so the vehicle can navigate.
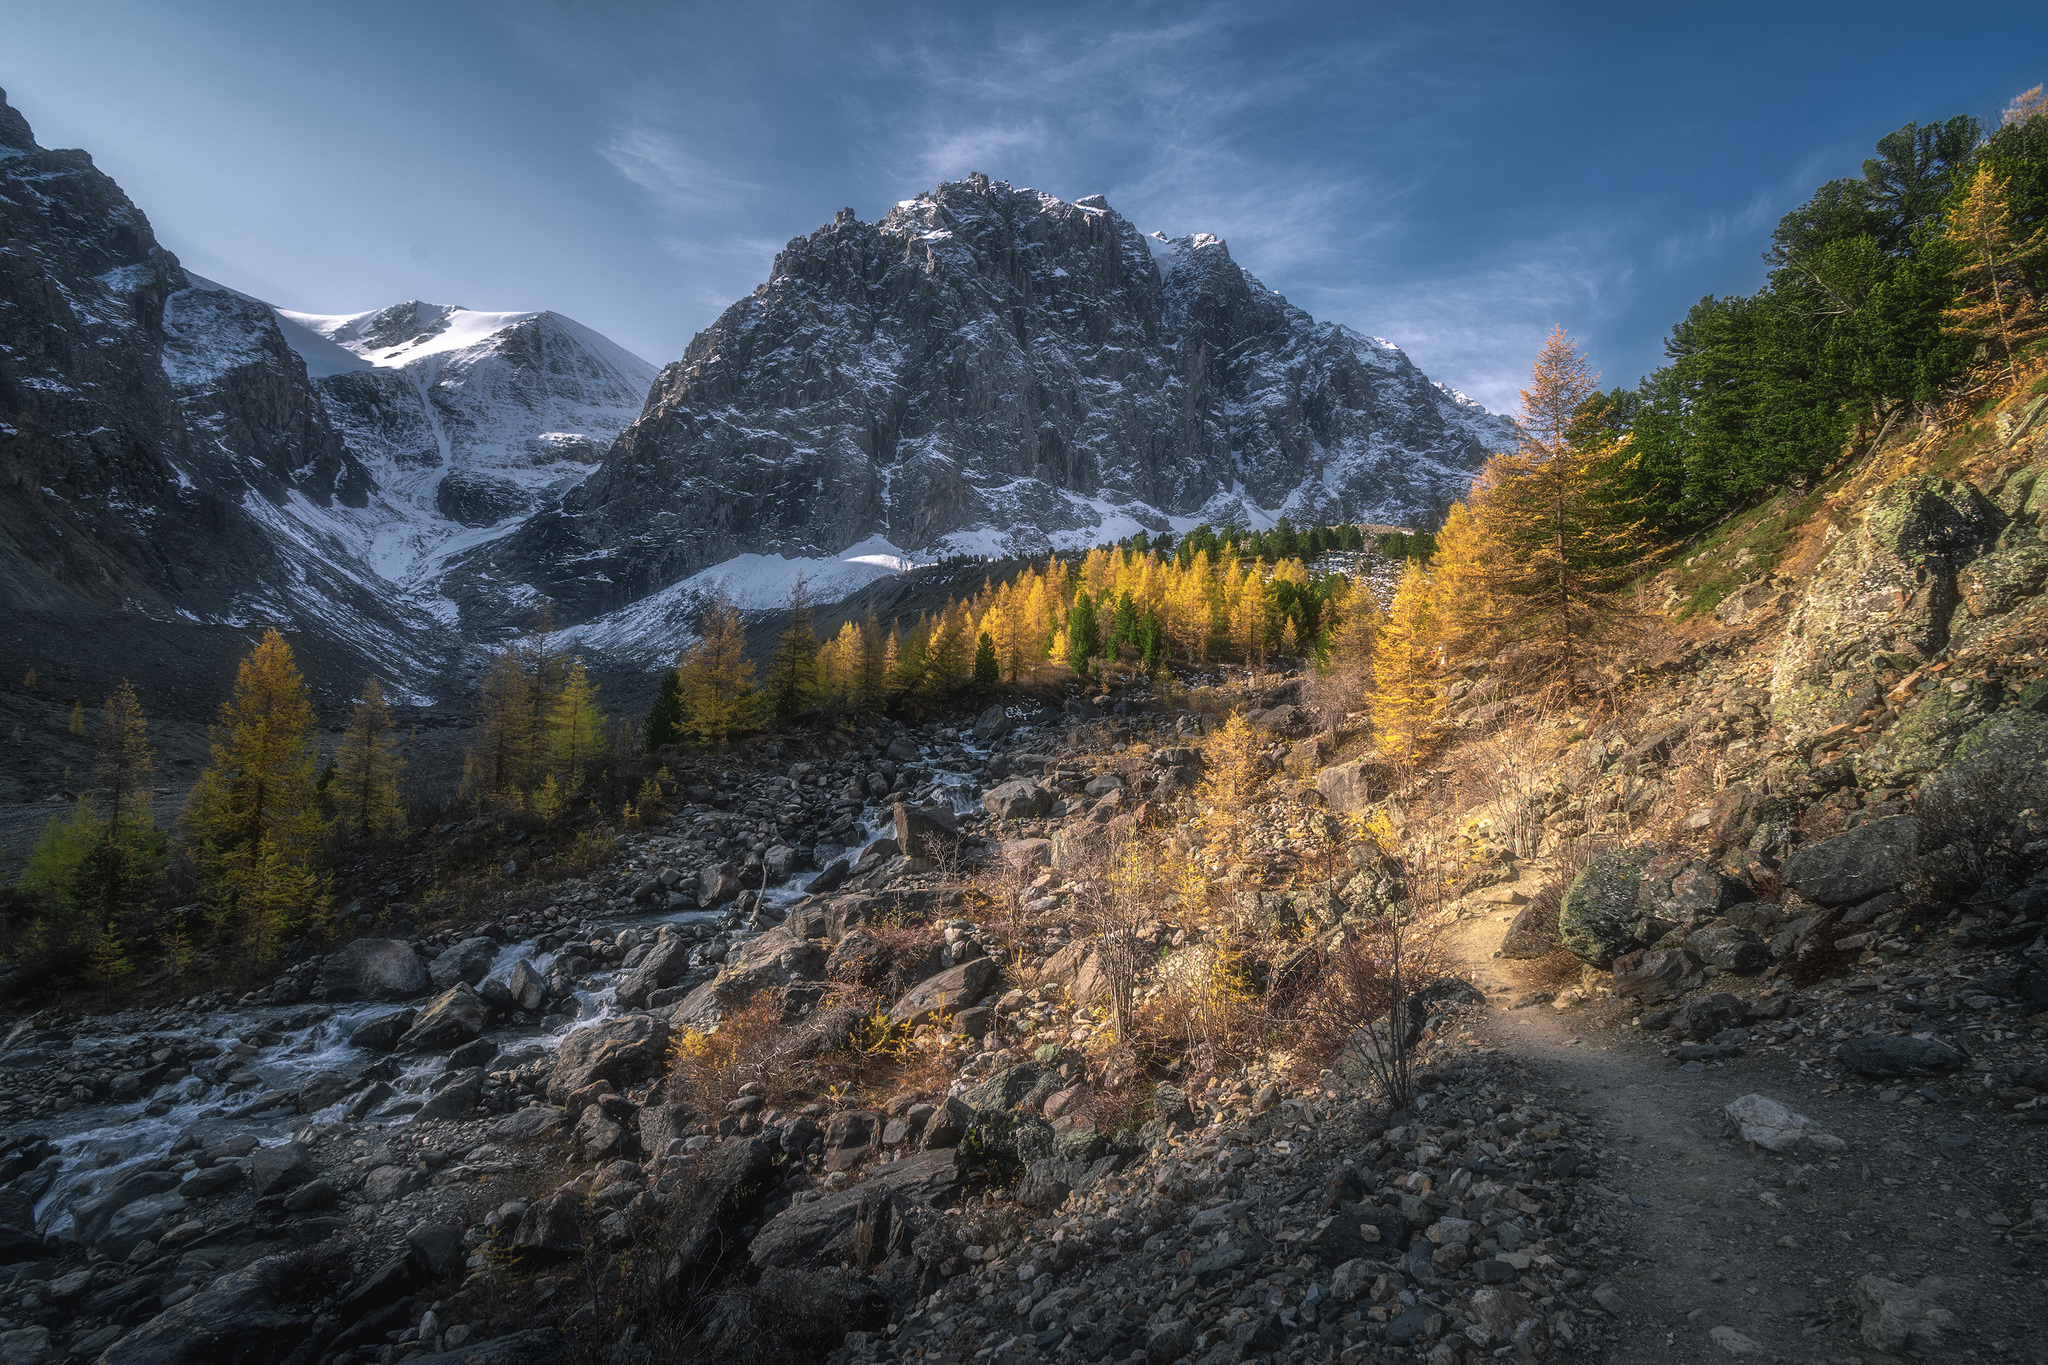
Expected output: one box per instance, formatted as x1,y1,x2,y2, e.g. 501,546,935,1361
1438,910,2046,1365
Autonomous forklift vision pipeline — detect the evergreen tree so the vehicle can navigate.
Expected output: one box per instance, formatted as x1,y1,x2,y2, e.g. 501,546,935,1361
766,577,820,719
180,628,327,960
1066,591,1101,673
677,591,759,742
973,631,1000,687
643,665,687,751
1943,163,2048,386
333,676,406,839
69,701,83,736
463,646,537,802
74,681,165,921
88,917,132,997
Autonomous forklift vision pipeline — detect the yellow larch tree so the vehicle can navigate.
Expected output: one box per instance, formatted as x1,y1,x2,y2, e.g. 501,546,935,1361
1943,163,2048,387
1369,559,1443,770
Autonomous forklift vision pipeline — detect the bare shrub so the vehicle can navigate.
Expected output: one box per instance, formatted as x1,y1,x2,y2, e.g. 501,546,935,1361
666,992,797,1115
1910,729,2048,900
1463,711,1556,859
1129,928,1264,1074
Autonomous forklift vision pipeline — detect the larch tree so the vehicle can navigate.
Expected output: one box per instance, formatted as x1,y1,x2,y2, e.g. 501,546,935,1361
333,676,406,839
1472,328,1651,700
1196,710,1267,872
678,590,759,743
1943,163,2048,387
544,659,606,786
1369,559,1443,770
180,628,327,961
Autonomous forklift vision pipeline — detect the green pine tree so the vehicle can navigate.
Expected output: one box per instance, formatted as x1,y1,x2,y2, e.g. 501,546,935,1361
643,665,687,751
973,631,1000,687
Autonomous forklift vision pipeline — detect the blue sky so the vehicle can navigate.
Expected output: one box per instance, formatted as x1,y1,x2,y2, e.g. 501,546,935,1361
5,0,2044,411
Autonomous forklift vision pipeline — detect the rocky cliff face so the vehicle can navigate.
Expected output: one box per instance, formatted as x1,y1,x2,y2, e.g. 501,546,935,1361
0,88,447,696
487,175,1517,621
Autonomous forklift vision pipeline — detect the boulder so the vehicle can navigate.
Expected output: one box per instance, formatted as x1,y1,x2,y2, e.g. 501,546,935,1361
97,1257,315,1365
887,956,999,1027
1315,759,1378,813
749,1149,962,1270
972,703,1012,742
319,939,428,1000
638,1102,695,1156
505,958,548,1013
893,803,957,859
428,937,498,990
1835,1034,1969,1078
821,1111,879,1171
1665,991,1748,1041
699,864,745,906
493,1106,568,1141
573,1106,629,1160
712,928,828,1009
546,1014,671,1104
414,1068,484,1123
249,1143,315,1196
399,1329,568,1365
293,1070,354,1114
513,1190,584,1252
1559,848,1654,966
1000,838,1053,873
616,936,693,1009
362,1165,422,1203
1725,1094,1845,1153
1496,897,1561,959
1782,816,1919,906
982,779,1052,821
397,983,488,1051
803,860,850,895
97,1191,187,1259
1610,948,1703,1004
1686,924,1771,974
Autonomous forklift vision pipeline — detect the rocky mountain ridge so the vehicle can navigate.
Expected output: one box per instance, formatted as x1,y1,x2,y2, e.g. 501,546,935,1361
492,175,1516,626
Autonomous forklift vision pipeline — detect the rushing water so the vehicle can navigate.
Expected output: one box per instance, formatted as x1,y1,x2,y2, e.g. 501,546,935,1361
23,738,996,1244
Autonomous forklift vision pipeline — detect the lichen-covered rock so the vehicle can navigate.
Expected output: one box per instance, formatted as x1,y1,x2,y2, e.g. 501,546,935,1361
1782,815,1918,906
1685,924,1771,974
1558,848,1654,966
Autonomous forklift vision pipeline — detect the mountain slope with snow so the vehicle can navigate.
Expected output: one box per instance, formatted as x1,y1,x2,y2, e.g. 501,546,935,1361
482,176,1519,636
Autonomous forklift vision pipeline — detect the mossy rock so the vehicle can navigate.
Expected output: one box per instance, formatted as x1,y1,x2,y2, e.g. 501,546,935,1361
1861,681,1995,786
1558,847,1655,967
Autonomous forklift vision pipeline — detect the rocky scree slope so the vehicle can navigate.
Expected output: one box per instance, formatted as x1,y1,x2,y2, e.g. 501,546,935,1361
487,174,1517,623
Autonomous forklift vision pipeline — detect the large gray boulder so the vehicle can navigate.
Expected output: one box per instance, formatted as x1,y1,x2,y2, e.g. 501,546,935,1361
396,983,488,1051
711,927,827,1009
615,935,693,1009
1315,759,1379,813
982,779,1052,820
505,958,548,1012
428,937,498,989
887,957,999,1027
546,1014,671,1105
319,939,429,1000
97,1256,315,1365
1782,816,1919,906
1558,848,1655,966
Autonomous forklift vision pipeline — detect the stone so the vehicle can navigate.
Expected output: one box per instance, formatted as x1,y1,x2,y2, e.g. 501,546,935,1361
972,702,1011,742
1708,1325,1765,1355
282,1177,337,1212
1610,947,1703,1003
1725,1093,1845,1152
638,1102,694,1155
506,958,548,1012
749,1149,960,1269
574,1106,629,1160
1146,1319,1196,1365
415,1067,484,1123
710,927,829,1009
1853,1274,1955,1353
293,1070,353,1114
982,779,1052,820
1496,895,1561,959
1559,848,1655,965
95,1256,314,1365
362,1165,422,1203
547,1014,671,1103
1835,1034,1969,1078
699,863,745,906
887,956,999,1026
893,802,957,859
1782,816,1919,906
248,1142,315,1196
428,937,498,989
514,1190,584,1252
397,983,488,1051
319,939,429,1000
0,1327,50,1365
1000,837,1053,873
493,1105,568,1140
98,1191,187,1259
821,1110,879,1171
347,1008,416,1051
1315,759,1379,813
615,935,693,1009
1671,865,1744,916
1686,924,1771,974
1667,992,1747,1041
408,1219,466,1275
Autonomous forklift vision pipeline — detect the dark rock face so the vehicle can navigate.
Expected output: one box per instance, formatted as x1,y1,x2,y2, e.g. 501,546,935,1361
1782,816,1919,906
483,176,1516,620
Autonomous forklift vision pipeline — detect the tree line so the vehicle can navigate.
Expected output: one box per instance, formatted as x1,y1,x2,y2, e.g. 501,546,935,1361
16,631,407,988
1598,87,2048,532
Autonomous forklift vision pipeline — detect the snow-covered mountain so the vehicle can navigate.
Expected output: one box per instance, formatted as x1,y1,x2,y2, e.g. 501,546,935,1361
482,175,1519,643
4,86,1520,696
